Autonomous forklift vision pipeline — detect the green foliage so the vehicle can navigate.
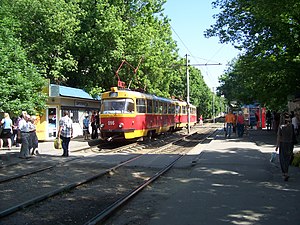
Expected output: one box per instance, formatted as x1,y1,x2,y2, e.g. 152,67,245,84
0,7,47,115
1,0,215,119
206,0,300,109
291,152,300,167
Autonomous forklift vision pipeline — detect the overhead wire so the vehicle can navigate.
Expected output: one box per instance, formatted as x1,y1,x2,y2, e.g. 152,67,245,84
170,24,219,87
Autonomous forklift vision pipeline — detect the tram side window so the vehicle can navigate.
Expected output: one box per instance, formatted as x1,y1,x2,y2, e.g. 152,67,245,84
182,106,186,114
163,103,167,114
136,98,146,113
154,101,159,113
147,99,153,113
175,105,180,114
159,102,163,113
171,104,175,114
191,108,196,115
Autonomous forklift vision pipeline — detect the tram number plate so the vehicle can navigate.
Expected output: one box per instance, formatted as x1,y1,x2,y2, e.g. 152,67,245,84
107,121,115,126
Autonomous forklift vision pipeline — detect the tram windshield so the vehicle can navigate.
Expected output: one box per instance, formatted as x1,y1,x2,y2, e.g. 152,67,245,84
101,99,135,114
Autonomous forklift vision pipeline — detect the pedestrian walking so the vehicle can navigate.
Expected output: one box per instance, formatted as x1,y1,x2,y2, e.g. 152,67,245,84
276,112,296,181
57,111,73,157
224,110,235,138
236,111,245,137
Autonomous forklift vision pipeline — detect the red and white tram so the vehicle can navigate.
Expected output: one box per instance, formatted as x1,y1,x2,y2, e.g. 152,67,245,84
99,87,197,141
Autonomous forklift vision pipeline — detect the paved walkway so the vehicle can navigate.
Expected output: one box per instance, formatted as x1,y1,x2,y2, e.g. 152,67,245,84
146,128,300,225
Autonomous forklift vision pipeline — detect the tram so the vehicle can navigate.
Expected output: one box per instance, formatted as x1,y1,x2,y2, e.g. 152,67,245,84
99,87,197,141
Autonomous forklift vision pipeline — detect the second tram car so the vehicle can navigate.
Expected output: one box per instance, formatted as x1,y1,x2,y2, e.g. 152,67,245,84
99,87,197,141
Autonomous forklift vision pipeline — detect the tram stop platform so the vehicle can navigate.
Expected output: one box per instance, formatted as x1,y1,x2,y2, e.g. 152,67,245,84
142,128,300,225
0,137,98,166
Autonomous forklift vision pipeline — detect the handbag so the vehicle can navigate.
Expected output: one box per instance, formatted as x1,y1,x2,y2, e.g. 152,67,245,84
292,125,298,145
0,125,3,137
293,133,298,145
270,152,278,163
54,138,62,149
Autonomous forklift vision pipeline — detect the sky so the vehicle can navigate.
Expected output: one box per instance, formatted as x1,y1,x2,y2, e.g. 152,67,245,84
163,0,240,90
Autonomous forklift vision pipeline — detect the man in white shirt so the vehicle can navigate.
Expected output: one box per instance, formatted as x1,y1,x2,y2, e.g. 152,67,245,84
57,111,73,157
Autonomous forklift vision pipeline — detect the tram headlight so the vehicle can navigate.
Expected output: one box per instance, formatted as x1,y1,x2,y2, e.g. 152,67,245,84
100,123,104,128
119,123,124,128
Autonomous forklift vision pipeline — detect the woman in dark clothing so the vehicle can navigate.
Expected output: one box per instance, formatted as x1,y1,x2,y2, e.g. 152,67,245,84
266,110,272,131
276,113,295,181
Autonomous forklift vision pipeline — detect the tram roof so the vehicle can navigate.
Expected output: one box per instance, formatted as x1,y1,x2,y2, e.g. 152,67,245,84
113,88,174,103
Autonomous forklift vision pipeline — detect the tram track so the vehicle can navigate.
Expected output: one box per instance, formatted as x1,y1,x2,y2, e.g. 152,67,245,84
0,131,185,185
85,128,216,225
0,126,219,224
0,157,84,184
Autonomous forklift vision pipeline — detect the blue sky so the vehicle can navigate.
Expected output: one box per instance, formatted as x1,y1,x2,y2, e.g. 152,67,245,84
163,0,240,90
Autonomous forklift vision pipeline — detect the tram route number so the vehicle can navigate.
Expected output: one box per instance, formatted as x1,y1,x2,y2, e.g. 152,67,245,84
108,121,115,126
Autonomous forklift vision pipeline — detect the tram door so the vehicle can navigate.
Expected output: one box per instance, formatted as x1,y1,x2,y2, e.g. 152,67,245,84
48,107,58,138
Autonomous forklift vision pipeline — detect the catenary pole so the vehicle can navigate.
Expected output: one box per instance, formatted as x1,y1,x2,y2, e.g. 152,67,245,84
186,54,190,134
185,57,221,132
212,87,215,123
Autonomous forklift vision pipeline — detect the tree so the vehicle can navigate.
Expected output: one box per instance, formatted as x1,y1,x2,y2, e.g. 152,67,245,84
4,0,215,118
8,0,81,85
205,0,300,109
0,6,47,115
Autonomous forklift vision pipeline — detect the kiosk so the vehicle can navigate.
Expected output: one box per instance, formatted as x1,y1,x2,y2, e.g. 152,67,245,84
36,84,101,141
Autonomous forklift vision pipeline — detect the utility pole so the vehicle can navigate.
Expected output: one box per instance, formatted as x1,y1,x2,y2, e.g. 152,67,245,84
212,87,215,123
185,55,221,133
186,54,191,134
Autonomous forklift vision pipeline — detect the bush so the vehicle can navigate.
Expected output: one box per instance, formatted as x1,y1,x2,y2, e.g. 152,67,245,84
291,152,300,167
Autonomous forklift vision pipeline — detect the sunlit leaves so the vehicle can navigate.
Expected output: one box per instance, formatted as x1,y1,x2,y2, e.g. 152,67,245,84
0,11,47,114
207,0,300,109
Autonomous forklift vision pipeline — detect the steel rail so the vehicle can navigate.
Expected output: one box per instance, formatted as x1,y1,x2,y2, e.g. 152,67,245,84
0,154,143,218
85,154,185,225
0,126,216,219
85,128,217,225
0,157,83,184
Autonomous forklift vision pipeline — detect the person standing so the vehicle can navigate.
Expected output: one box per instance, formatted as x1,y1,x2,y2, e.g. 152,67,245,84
29,115,39,155
90,111,97,139
83,115,90,140
276,113,295,181
12,116,21,147
273,111,280,134
291,111,299,136
224,110,235,138
199,115,203,126
266,110,272,131
18,112,31,159
95,111,100,136
236,111,245,137
255,109,260,129
57,111,73,157
0,113,13,149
